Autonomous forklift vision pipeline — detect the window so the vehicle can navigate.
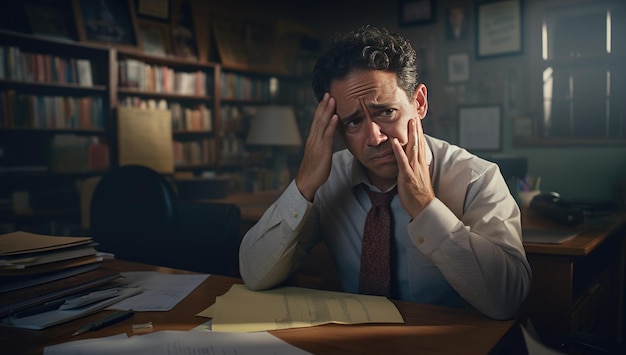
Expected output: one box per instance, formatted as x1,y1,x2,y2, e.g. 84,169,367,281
537,1,625,143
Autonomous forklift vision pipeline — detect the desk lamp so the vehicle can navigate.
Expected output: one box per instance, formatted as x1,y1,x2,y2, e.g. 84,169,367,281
246,105,302,189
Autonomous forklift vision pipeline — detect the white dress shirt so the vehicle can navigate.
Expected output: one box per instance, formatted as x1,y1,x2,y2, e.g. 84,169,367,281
239,134,531,320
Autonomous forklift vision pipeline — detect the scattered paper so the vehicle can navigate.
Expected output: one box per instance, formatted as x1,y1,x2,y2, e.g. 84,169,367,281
2,287,142,330
107,271,208,311
200,284,404,332
43,330,312,355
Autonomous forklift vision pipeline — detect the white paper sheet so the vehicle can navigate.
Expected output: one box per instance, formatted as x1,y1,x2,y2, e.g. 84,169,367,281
43,330,312,355
107,272,208,311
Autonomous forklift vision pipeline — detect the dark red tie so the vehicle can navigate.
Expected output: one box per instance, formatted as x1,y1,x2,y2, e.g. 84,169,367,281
359,186,397,297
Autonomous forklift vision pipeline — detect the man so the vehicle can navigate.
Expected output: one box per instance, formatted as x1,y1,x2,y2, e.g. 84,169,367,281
239,25,531,320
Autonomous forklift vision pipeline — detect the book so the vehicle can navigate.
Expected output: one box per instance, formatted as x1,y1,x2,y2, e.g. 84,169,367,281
76,59,93,86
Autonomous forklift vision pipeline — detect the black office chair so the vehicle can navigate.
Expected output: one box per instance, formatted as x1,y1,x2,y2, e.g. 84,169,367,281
90,165,242,276
90,165,178,266
174,201,241,277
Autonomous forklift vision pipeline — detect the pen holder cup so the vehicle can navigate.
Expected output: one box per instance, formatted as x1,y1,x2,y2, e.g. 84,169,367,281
518,190,541,209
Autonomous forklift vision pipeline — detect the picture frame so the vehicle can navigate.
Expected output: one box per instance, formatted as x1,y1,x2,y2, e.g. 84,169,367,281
398,0,436,27
138,20,172,56
445,5,470,41
136,0,170,21
23,0,77,41
447,52,469,83
458,105,502,151
212,16,248,71
476,0,523,59
73,0,140,50
170,0,198,60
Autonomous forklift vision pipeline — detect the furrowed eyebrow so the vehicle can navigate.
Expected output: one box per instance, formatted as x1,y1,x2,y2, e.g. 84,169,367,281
338,101,399,125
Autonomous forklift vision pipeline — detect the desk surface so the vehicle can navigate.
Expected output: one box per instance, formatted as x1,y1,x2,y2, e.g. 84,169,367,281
522,210,626,256
1,259,518,355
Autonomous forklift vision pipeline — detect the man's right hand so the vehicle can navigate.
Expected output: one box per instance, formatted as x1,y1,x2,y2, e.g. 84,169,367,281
295,93,339,201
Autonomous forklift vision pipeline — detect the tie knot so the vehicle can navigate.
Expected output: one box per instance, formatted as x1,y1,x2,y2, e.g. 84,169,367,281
366,187,397,207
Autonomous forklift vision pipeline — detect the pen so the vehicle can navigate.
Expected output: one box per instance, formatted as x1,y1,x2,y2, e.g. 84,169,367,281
72,309,134,336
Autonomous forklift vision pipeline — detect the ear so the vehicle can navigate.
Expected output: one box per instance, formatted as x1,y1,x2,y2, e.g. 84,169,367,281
413,84,428,119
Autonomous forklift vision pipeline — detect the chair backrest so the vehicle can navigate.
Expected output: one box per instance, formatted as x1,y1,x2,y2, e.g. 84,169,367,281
175,201,241,277
90,165,177,264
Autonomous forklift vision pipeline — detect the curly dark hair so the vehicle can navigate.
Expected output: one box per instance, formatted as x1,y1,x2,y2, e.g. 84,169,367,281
311,25,418,102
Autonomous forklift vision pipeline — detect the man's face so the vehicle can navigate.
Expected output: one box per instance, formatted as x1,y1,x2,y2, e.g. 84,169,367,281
329,70,426,188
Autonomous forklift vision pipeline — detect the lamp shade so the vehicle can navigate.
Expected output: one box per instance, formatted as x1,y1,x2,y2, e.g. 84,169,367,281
246,106,302,146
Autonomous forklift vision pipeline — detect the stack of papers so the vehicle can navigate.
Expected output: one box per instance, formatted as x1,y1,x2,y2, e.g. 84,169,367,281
0,231,102,275
199,284,404,332
0,231,121,320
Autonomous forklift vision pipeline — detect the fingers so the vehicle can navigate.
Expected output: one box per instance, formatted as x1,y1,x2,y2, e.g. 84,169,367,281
416,117,427,166
407,118,419,168
391,137,409,169
310,93,338,140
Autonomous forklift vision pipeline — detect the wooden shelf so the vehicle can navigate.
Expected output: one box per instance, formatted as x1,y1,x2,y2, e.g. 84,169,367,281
117,87,212,101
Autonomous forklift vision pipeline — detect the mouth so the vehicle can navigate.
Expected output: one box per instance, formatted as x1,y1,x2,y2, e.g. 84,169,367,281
369,149,395,163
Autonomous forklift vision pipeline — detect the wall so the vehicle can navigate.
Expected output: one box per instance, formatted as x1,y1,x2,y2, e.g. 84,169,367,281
278,0,626,202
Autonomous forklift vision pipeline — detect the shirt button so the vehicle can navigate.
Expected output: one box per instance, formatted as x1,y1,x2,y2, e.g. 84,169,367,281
292,211,299,218
417,237,425,244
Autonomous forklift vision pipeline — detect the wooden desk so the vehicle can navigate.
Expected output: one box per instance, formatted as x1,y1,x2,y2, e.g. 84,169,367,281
1,259,521,355
521,210,626,348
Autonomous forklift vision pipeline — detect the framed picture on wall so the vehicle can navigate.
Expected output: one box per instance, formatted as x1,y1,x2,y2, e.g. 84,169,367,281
447,52,469,83
476,0,523,59
136,0,170,21
458,105,502,151
24,0,77,41
445,5,470,41
73,0,139,49
170,0,198,60
138,20,172,56
398,0,436,27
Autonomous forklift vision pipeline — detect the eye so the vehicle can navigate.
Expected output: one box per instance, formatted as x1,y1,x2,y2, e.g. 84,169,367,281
344,117,362,128
377,109,397,121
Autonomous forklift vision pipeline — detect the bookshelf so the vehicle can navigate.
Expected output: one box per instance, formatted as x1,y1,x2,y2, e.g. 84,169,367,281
0,30,111,235
113,49,220,172
0,4,322,234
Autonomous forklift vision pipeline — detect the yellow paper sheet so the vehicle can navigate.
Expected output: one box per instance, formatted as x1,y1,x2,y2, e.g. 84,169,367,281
197,284,404,332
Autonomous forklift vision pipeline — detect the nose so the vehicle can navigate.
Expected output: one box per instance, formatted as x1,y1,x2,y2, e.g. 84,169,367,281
364,117,387,146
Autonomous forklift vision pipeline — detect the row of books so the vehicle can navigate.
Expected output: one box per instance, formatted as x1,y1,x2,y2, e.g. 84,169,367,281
221,72,272,101
119,96,213,132
220,104,257,133
0,46,93,86
173,138,216,167
0,90,105,130
118,58,212,96
50,135,109,172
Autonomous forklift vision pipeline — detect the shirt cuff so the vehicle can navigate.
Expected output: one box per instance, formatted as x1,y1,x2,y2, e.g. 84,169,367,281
408,198,463,254
275,180,312,230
